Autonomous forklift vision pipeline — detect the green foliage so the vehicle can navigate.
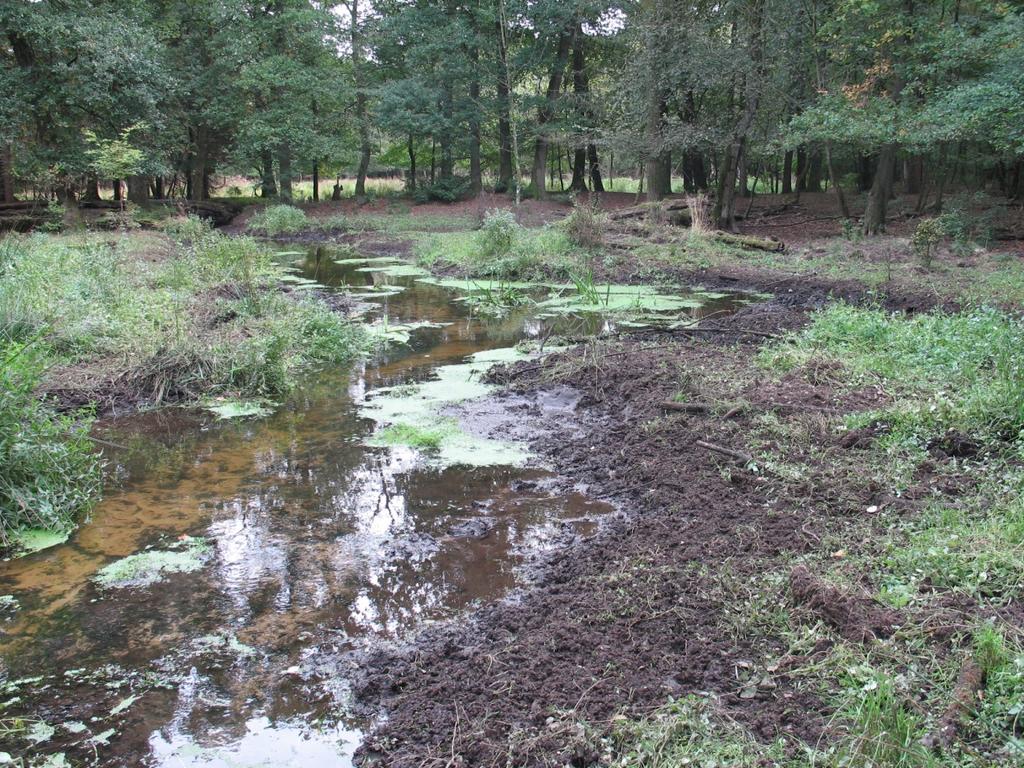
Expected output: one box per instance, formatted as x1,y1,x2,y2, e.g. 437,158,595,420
911,218,944,268
247,205,309,236
0,342,102,546
163,214,211,243
412,177,472,203
83,125,145,184
477,209,520,260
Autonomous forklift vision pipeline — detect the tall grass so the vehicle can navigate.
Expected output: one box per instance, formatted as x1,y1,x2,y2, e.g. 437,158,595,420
0,342,102,545
0,230,367,544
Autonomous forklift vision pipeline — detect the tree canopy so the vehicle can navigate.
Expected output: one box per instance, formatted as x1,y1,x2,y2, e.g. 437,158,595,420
2,0,1021,230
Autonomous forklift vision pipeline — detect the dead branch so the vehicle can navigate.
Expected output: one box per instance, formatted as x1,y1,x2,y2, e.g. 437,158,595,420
694,440,753,465
921,659,985,751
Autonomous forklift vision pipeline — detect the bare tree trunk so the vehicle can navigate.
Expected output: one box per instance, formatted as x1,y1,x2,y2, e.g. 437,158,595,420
0,144,13,202
260,150,277,198
531,26,574,199
862,144,896,234
782,150,793,194
824,142,850,218
407,134,417,191
312,162,319,201
495,16,514,193
278,144,293,201
127,175,149,205
588,144,604,193
351,0,371,199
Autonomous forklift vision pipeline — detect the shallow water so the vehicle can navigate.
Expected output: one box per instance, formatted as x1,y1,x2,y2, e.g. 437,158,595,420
0,246,748,766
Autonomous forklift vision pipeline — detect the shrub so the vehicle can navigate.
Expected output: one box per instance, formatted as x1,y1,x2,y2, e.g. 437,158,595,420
563,197,606,249
248,204,308,236
911,217,944,268
0,342,102,545
477,209,520,260
163,214,211,243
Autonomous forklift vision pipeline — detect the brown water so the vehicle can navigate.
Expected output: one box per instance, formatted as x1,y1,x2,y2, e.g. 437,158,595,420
0,247,748,766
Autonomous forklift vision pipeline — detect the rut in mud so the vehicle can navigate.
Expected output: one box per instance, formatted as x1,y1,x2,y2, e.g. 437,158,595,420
0,245,749,766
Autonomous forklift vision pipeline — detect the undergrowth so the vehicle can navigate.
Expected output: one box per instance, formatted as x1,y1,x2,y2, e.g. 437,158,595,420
416,222,577,280
0,229,367,547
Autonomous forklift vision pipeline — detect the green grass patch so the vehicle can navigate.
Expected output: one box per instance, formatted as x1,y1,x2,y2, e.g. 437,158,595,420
247,204,308,236
760,304,1024,449
416,223,577,280
372,421,455,450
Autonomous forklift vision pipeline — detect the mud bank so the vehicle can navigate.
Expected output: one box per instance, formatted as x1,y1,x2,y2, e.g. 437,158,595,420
350,289,979,765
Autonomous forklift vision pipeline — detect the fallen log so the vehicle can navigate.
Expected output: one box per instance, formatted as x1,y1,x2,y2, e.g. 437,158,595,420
708,231,785,252
921,658,985,751
789,565,900,642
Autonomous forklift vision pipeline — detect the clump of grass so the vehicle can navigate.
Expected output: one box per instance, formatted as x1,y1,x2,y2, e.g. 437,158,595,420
163,213,211,243
0,342,103,546
374,422,453,450
563,196,606,250
247,204,309,236
686,192,711,235
611,696,799,767
417,224,575,280
834,671,932,768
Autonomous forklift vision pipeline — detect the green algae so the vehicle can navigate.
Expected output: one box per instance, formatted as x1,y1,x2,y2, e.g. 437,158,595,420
360,347,532,468
370,320,447,346
333,256,404,265
355,262,430,278
94,536,211,589
202,399,274,420
12,528,70,555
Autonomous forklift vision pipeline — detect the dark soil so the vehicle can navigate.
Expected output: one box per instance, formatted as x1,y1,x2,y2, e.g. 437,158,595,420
349,287,960,766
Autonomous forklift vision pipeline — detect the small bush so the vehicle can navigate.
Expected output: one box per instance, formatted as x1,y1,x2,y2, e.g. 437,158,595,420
0,342,103,544
563,197,606,249
477,209,520,260
911,217,944,268
163,214,211,243
248,204,308,236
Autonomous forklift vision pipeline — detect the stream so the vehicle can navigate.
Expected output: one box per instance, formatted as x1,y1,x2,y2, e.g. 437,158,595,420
0,245,748,766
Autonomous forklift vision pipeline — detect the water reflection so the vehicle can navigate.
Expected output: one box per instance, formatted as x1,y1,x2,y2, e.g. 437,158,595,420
0,245,744,766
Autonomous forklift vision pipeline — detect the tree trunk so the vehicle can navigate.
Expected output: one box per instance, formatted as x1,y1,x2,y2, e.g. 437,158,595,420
568,26,589,194
646,89,670,201
126,175,148,205
260,150,277,198
0,144,14,203
782,150,793,194
407,134,417,191
905,155,923,194
531,26,574,199
351,0,371,199
862,144,897,235
312,162,319,201
823,142,850,218
278,144,293,201
588,144,604,193
495,18,513,193
83,175,101,202
113,179,123,202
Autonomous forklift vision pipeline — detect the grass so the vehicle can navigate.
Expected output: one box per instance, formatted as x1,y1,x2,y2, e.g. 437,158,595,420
0,225,368,548
373,421,454,450
760,304,1024,449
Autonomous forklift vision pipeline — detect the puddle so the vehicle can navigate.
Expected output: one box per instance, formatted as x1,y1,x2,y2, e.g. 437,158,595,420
0,244,751,766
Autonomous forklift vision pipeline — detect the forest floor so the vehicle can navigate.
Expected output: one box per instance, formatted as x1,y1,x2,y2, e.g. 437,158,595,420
236,191,1024,766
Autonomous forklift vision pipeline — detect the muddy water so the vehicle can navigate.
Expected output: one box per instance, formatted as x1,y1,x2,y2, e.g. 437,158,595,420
0,247,747,766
